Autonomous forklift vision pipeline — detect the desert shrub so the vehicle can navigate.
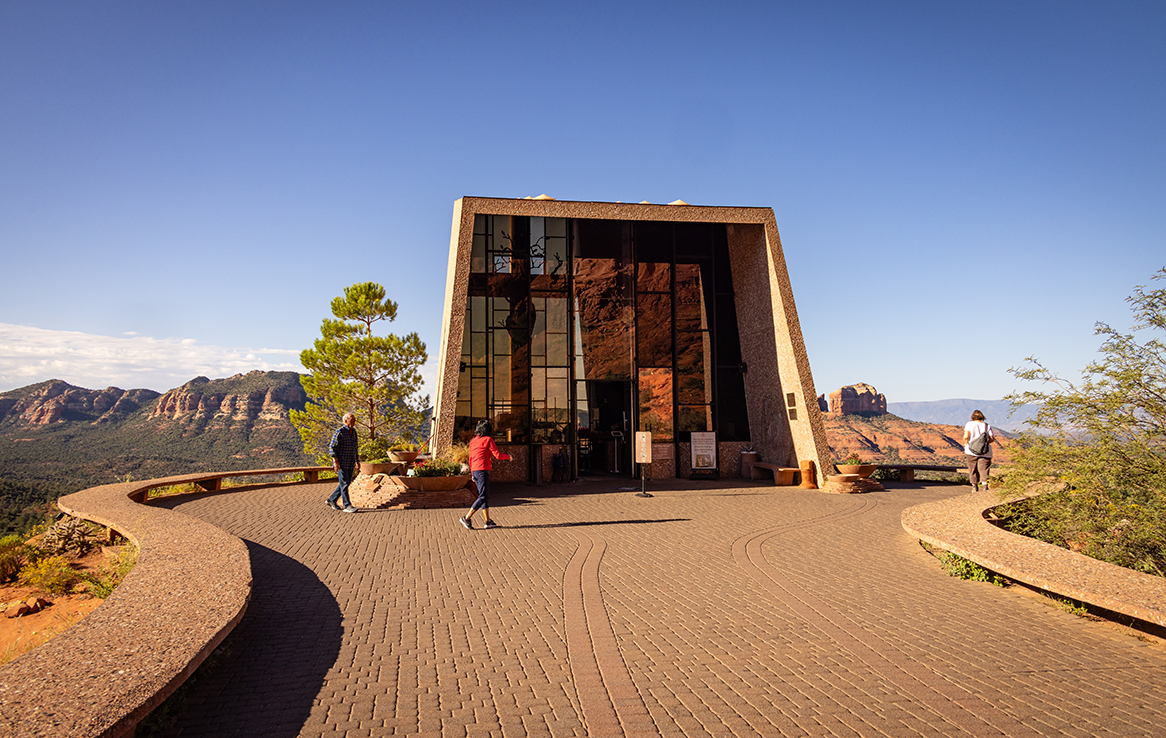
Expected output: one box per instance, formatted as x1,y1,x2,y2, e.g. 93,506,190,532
84,545,139,599
20,555,79,594
871,467,900,482
147,482,202,499
442,443,470,467
1000,268,1166,576
39,516,102,556
938,552,1005,586
995,490,1165,576
0,534,34,583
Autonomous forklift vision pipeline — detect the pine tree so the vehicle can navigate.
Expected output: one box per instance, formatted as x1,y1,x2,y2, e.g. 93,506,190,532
290,282,428,463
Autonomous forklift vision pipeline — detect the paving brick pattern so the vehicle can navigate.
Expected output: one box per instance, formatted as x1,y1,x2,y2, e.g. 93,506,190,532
154,480,1166,737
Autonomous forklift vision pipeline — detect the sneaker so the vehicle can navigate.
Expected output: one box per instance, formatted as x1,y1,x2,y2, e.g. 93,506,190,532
459,516,473,530
326,499,341,511
484,520,499,529
342,505,358,513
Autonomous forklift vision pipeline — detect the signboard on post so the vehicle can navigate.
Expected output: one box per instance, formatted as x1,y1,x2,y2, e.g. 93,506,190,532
635,432,653,464
690,432,718,479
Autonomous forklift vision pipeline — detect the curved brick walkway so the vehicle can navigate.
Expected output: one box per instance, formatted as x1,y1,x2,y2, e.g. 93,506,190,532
154,480,1166,737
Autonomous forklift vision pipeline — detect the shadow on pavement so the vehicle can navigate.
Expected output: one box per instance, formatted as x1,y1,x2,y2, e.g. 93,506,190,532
150,541,343,738
501,517,691,530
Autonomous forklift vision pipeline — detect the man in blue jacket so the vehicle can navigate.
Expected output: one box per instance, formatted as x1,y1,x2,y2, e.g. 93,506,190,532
327,412,359,513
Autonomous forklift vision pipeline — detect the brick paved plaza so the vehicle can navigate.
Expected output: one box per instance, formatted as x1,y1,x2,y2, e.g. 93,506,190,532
154,480,1166,737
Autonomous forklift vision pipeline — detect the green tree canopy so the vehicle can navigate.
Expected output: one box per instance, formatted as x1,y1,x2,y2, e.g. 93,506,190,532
1003,268,1166,498
290,282,429,463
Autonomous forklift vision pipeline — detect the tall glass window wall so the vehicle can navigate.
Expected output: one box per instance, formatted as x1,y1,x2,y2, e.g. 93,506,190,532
455,215,750,456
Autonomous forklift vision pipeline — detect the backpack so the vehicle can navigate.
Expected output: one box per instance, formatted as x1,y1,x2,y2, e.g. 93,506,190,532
968,424,991,456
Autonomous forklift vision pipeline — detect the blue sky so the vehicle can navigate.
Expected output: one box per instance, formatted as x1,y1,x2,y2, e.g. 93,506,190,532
1,1,1163,404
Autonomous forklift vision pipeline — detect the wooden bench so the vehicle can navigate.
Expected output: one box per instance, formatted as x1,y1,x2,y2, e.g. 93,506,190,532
748,461,800,486
876,464,962,482
129,466,332,502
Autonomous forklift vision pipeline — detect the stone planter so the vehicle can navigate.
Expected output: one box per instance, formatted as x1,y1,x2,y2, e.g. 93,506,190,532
835,464,877,478
389,451,420,464
398,474,471,491
360,461,402,476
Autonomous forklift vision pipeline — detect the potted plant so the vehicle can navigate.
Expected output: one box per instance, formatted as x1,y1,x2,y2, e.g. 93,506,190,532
388,441,420,464
399,455,471,491
359,437,402,476
835,454,877,478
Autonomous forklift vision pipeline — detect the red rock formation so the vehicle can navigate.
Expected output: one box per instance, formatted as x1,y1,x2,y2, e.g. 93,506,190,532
0,380,159,426
822,412,1011,466
827,383,887,416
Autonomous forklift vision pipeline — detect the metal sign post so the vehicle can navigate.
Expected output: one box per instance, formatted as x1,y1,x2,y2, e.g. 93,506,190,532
634,431,653,498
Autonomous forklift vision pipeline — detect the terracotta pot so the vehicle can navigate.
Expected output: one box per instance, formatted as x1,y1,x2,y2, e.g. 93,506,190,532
835,464,877,478
389,451,420,463
398,474,471,491
360,461,401,476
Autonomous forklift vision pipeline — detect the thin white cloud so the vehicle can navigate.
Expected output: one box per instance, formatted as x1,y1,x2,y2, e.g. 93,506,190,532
0,323,303,393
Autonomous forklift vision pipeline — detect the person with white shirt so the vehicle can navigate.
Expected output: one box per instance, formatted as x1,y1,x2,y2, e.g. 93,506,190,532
962,410,995,491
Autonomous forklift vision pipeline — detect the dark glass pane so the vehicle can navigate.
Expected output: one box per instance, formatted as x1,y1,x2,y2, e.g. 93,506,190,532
716,368,749,441
638,368,674,442
530,217,547,275
634,221,672,263
637,262,671,293
675,264,708,332
574,219,632,260
493,354,511,403
493,405,529,444
490,215,513,274
715,293,742,366
547,333,569,366
679,405,712,433
546,297,568,333
545,218,568,276
636,293,672,368
712,225,733,293
675,222,713,257
574,258,633,380
677,332,711,404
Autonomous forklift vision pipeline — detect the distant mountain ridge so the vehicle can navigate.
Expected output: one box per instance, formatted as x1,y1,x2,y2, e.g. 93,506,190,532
0,371,311,498
887,398,1037,433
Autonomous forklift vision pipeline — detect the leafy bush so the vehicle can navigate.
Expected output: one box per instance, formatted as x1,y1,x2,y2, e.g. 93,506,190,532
360,436,391,462
413,459,463,477
994,490,1165,576
0,534,35,583
837,454,865,465
938,552,1005,586
84,545,138,599
871,467,900,482
389,441,418,452
1001,268,1166,576
20,555,79,594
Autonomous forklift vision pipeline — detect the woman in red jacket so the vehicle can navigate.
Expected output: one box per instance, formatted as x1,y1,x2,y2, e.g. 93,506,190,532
459,420,512,530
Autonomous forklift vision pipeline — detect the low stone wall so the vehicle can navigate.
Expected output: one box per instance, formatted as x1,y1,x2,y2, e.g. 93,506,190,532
0,468,322,737
902,489,1166,629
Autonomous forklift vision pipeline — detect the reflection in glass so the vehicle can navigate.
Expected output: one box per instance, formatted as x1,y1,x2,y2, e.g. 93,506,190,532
574,258,634,380
636,293,672,368
637,262,670,293
676,332,712,404
638,368,674,442
675,264,708,332
679,405,712,433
